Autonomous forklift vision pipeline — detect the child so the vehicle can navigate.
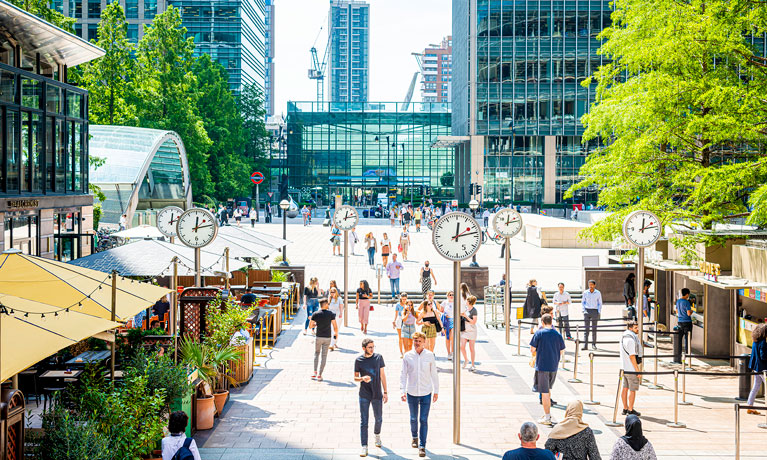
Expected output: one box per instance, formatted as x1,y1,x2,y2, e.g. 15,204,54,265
161,411,201,460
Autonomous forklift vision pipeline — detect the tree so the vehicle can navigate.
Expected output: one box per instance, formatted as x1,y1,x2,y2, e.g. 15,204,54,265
10,0,75,31
77,1,137,125
134,6,212,197
568,0,767,252
192,55,250,200
239,84,270,191
440,171,454,187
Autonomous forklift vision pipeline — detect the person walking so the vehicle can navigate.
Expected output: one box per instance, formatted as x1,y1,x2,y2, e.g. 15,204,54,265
620,320,643,416
350,226,359,256
233,208,242,227
523,279,544,334
581,280,603,350
354,338,388,457
675,288,693,354
119,213,128,231
381,233,391,267
400,332,439,458
365,233,377,268
303,277,321,335
544,400,601,460
460,295,479,371
401,301,418,353
399,226,411,261
442,291,455,361
624,273,637,320
609,415,657,460
331,224,342,256
414,207,422,232
417,300,442,352
419,261,436,299
301,205,310,226
530,314,566,426
328,287,343,350
501,422,555,460
746,323,767,414
390,207,397,227
356,280,373,335
309,299,338,381
249,207,257,227
393,293,407,357
552,282,573,340
482,208,491,227
386,253,404,299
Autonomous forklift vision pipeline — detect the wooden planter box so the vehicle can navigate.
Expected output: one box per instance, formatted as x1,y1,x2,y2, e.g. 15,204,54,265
232,337,254,385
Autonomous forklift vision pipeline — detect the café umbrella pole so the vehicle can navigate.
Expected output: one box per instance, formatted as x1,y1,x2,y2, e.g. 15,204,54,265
453,260,461,444
171,257,179,364
504,237,511,345
111,270,117,382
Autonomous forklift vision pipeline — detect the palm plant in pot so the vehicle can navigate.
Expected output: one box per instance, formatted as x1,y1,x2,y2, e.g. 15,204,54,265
179,337,217,430
209,345,242,415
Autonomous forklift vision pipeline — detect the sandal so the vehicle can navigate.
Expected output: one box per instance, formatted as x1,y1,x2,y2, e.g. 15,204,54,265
317,375,323,382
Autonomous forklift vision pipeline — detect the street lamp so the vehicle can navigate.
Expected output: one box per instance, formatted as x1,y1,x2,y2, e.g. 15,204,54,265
469,199,480,267
279,199,290,266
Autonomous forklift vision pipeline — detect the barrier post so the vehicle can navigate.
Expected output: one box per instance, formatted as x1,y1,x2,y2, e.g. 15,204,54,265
759,371,767,430
679,363,692,405
605,370,623,427
255,317,266,358
575,324,580,360
568,343,581,383
517,320,522,356
685,334,693,371
263,313,273,350
648,322,661,389
735,403,741,460
666,370,686,428
584,352,600,405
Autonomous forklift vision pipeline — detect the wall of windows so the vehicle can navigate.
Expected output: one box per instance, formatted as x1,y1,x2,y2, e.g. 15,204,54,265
328,0,369,103
284,102,453,205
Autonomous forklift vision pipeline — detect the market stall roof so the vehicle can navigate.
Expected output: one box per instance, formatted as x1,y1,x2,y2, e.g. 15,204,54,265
174,230,282,260
687,275,767,290
217,226,292,249
67,239,248,277
0,293,119,381
111,225,165,240
0,249,170,323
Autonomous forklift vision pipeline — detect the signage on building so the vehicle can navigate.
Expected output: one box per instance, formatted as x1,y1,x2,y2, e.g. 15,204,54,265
699,261,721,282
7,199,39,210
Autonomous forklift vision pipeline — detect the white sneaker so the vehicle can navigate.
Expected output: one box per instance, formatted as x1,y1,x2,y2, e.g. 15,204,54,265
360,446,368,457
448,353,453,361
470,365,476,372
375,434,382,447
538,415,555,426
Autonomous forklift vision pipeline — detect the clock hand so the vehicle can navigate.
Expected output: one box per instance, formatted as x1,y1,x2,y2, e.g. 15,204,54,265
456,231,478,238
452,227,476,240
454,222,460,239
194,224,213,230
641,217,645,233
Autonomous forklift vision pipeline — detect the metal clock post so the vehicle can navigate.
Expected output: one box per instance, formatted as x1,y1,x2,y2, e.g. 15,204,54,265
334,205,359,328
492,208,523,345
156,205,184,360
431,211,482,444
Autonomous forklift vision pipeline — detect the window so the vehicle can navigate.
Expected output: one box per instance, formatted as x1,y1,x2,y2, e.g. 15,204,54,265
125,0,138,18
144,0,157,19
6,110,19,193
68,0,82,18
127,24,139,43
87,24,98,41
87,0,100,19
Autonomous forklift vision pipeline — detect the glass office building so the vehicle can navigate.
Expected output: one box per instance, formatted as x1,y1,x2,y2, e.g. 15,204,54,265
282,102,453,205
62,0,268,94
328,0,369,103
451,0,608,207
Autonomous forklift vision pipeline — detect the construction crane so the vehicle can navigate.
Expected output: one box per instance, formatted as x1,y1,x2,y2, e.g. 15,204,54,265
400,52,424,111
308,22,331,104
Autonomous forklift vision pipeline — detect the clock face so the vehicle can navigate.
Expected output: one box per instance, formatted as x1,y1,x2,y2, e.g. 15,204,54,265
623,211,662,247
333,205,359,231
176,208,218,248
156,206,184,237
492,208,523,238
431,212,483,261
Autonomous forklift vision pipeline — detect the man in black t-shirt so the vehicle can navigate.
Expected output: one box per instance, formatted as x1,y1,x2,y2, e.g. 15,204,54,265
309,299,338,381
354,339,388,457
240,287,257,307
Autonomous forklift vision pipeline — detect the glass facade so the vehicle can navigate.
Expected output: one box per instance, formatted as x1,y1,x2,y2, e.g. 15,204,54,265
453,0,611,207
283,102,453,206
328,0,369,103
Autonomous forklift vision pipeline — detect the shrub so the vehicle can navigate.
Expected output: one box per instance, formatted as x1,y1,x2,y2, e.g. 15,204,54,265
36,406,110,460
125,348,191,414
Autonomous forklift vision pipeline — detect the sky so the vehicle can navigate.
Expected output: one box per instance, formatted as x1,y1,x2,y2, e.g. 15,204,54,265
273,0,452,118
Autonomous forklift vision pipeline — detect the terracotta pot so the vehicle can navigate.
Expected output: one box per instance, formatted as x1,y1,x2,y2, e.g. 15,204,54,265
196,395,215,430
213,390,229,416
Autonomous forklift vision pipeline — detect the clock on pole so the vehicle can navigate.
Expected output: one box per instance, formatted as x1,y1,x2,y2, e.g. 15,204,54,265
333,205,358,327
156,206,184,240
176,208,218,287
491,207,523,345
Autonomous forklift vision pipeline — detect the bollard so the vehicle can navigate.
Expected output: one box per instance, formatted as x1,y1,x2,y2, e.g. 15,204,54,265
666,370,686,428
679,367,692,406
575,324,580,360
263,313,274,350
760,371,767,430
685,334,693,371
517,320,522,356
568,340,582,383
735,403,741,460
584,353,600,405
255,317,267,358
605,370,623,427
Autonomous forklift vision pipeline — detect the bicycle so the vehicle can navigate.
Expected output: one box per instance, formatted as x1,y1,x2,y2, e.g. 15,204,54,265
482,228,504,245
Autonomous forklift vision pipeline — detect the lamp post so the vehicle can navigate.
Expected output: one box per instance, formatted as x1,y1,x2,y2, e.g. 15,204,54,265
469,199,480,267
279,199,290,265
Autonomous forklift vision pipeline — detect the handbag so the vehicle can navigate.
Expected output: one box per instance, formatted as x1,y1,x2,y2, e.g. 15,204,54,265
398,243,403,252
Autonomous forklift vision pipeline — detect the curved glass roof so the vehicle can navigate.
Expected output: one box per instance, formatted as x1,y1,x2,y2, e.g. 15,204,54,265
89,125,191,224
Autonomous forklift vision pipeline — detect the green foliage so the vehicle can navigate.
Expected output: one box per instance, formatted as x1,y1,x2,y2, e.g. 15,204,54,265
37,407,111,460
118,326,166,358
271,270,289,282
125,348,191,414
272,254,290,265
440,171,454,187
205,295,253,349
240,84,271,189
179,337,216,393
9,0,75,31
569,0,767,249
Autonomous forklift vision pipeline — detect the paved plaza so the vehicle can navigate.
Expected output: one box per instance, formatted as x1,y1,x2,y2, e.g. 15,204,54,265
193,220,766,459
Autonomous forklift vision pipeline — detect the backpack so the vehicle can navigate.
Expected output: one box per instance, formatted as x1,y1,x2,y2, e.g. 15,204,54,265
172,438,194,460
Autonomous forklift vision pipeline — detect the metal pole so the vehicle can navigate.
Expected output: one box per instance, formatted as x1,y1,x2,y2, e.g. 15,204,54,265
282,209,287,264
666,370,686,427
649,321,661,389
224,247,230,290
453,260,461,444
517,319,522,355
605,370,623,426
504,237,511,345
735,403,741,460
686,333,693,371
172,257,178,364
680,362,692,405
637,247,645,354
194,247,201,287
568,340,582,383
110,270,117,383
256,183,260,222
575,324,580,360
584,352,600,405
343,230,349,327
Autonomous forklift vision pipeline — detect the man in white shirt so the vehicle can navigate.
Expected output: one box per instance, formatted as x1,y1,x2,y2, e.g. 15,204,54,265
482,208,491,227
400,332,439,457
552,282,573,340
619,321,643,416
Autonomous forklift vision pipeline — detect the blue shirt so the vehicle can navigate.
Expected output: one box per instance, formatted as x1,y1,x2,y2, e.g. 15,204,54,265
676,298,692,322
502,447,556,460
529,328,566,372
581,289,603,313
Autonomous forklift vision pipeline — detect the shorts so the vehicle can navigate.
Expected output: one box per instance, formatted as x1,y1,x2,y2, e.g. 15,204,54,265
623,374,640,391
395,316,403,329
332,236,341,247
442,315,453,340
422,323,436,338
535,370,557,394
402,324,416,339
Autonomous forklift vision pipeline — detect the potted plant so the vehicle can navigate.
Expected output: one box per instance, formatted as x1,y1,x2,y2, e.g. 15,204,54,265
209,345,243,415
179,338,217,430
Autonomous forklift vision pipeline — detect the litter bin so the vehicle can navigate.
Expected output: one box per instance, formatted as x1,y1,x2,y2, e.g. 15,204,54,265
736,354,751,401
672,326,682,363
